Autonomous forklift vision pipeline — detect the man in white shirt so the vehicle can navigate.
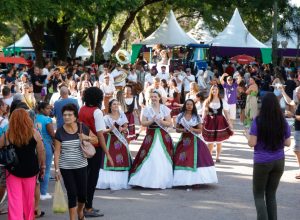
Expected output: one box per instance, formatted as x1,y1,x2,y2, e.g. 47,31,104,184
111,66,126,90
156,66,170,81
144,67,157,87
100,75,116,114
183,68,195,97
99,66,114,86
2,86,13,107
204,66,214,91
173,69,184,92
146,76,167,103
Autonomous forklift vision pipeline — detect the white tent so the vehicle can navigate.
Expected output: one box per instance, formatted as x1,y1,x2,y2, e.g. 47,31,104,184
265,34,299,49
187,18,214,43
140,10,197,45
7,34,91,57
75,45,92,58
7,34,33,51
102,30,114,53
210,8,267,48
265,22,299,49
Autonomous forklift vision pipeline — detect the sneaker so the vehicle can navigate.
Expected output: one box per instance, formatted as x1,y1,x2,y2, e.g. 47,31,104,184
40,193,52,200
84,209,104,218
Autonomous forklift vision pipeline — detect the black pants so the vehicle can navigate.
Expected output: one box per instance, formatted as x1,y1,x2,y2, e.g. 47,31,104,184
253,158,284,220
60,167,87,208
86,147,102,209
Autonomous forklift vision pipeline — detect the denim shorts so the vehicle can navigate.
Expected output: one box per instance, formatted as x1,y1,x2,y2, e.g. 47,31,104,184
294,130,300,152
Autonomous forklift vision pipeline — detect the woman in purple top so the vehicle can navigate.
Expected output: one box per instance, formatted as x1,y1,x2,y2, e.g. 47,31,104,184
247,93,291,220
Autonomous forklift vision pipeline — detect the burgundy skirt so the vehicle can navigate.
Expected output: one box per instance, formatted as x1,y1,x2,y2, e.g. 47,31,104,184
125,112,135,141
202,114,233,142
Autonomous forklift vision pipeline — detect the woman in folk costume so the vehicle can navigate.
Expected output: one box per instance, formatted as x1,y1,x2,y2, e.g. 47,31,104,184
123,85,138,141
202,85,233,163
173,99,218,186
129,90,173,189
96,99,132,190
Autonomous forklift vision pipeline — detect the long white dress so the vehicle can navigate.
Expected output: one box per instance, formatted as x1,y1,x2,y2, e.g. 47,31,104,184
128,105,173,189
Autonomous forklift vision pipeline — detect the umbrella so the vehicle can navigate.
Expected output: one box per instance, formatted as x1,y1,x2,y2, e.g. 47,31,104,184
0,56,28,65
230,54,255,64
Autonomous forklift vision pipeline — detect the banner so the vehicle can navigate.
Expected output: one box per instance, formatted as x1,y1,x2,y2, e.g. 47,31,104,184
260,48,272,64
131,44,143,64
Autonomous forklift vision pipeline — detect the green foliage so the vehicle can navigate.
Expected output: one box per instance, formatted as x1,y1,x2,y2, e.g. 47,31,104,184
0,0,296,59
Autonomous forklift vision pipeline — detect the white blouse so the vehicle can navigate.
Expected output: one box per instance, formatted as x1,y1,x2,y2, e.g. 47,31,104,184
104,111,128,127
142,105,171,120
125,97,138,109
176,113,202,127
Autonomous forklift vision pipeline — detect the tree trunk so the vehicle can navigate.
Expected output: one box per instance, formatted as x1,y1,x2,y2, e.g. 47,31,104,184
22,20,45,68
111,0,163,54
87,27,95,52
47,19,71,62
70,32,88,59
296,34,300,67
111,11,139,54
95,21,112,60
271,1,278,67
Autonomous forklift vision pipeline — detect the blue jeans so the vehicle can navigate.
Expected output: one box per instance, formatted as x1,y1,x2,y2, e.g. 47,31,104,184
40,140,53,195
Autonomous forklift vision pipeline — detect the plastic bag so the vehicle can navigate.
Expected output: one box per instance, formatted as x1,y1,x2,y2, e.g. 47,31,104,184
52,180,68,213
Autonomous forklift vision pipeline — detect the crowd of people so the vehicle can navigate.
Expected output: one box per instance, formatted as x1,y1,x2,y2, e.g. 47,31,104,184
0,51,299,220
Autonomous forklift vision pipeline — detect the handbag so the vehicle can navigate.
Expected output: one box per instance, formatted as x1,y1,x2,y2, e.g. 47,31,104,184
79,123,96,158
0,133,19,168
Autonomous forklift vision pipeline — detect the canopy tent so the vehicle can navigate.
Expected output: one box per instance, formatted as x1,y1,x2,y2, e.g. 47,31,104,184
187,18,213,43
209,8,267,48
75,45,92,58
6,34,91,58
102,30,114,53
265,33,299,49
7,34,33,51
139,10,197,46
264,34,300,57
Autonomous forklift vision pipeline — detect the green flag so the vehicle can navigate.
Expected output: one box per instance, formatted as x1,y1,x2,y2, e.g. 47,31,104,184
131,44,143,64
260,48,272,64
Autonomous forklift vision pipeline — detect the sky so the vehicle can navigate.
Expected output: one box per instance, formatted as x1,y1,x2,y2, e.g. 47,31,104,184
289,0,300,7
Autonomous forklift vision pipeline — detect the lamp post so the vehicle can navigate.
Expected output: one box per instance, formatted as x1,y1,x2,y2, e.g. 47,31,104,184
10,25,18,57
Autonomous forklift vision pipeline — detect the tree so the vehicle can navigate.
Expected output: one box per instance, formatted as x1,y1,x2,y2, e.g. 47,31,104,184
0,0,60,67
280,5,300,66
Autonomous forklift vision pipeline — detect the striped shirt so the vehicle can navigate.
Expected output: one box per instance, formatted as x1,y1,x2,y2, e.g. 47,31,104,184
55,123,89,169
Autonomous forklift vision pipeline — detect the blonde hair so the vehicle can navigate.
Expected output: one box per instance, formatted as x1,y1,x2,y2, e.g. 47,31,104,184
190,82,199,93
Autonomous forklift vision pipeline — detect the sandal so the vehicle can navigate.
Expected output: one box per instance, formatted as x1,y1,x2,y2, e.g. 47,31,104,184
35,210,45,218
78,216,86,220
295,174,300,179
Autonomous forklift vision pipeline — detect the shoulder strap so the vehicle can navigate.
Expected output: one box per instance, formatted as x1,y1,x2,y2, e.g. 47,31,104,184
79,122,83,134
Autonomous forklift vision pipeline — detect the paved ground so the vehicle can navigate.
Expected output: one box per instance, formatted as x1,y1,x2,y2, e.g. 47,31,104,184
1,122,299,220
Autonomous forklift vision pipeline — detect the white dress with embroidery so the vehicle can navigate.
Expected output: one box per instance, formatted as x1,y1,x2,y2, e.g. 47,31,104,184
128,105,173,189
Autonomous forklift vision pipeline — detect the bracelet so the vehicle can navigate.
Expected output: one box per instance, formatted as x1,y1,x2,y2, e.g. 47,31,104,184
55,169,59,173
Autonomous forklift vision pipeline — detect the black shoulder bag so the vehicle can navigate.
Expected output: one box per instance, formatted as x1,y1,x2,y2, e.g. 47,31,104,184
0,133,19,168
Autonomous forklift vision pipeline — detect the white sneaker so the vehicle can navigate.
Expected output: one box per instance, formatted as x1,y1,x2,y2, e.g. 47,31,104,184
40,193,52,200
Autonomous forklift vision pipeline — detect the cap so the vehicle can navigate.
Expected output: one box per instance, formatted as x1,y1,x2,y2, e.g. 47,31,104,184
0,74,5,78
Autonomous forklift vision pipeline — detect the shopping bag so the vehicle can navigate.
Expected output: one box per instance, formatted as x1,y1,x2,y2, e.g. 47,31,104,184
52,180,68,213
